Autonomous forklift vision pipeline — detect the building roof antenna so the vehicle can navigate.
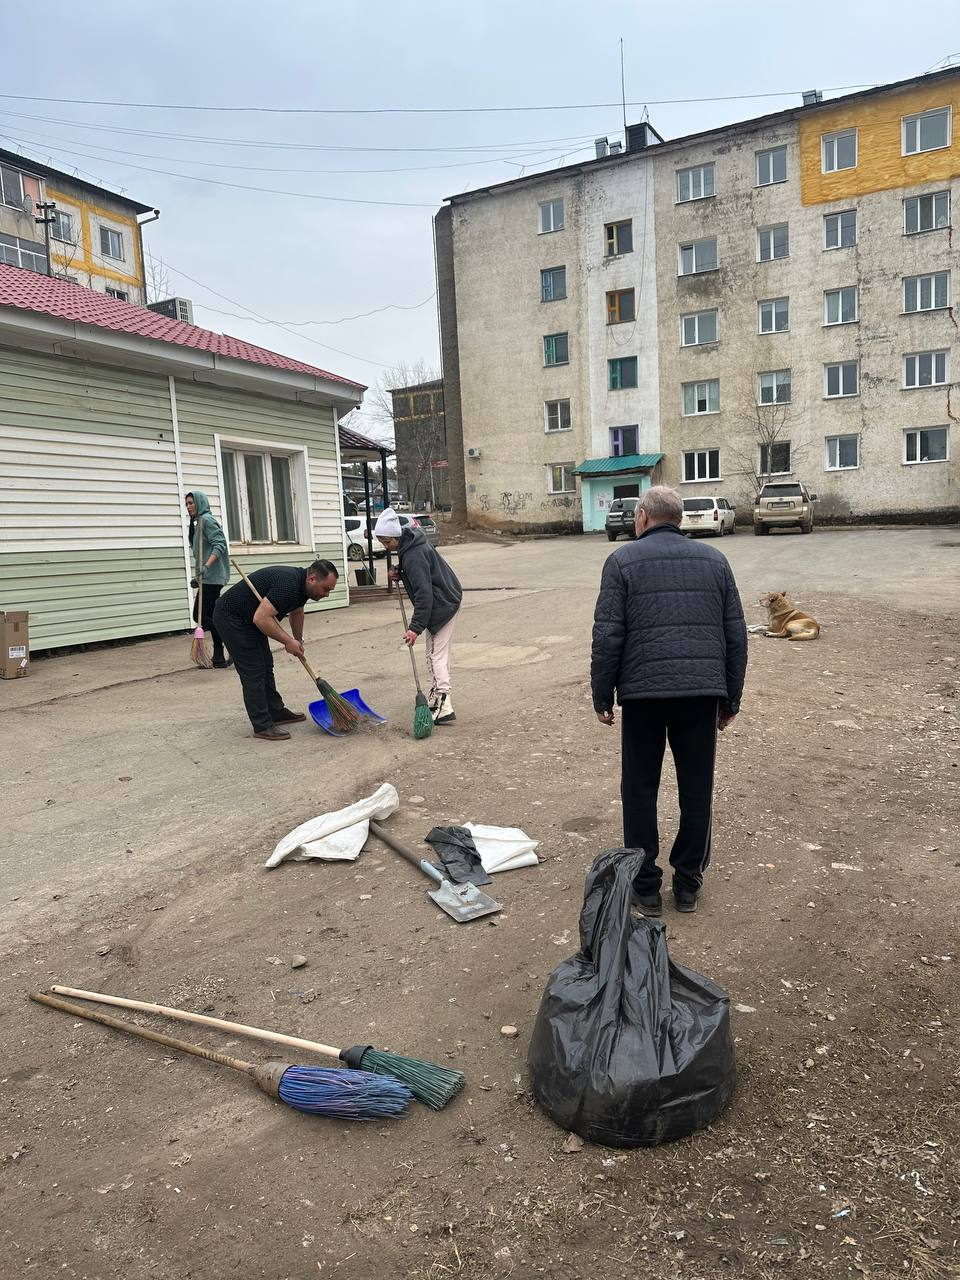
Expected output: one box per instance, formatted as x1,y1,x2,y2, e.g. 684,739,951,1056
619,37,628,144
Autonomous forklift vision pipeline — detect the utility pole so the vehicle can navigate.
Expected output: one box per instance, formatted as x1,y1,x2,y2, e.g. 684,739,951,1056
34,200,57,277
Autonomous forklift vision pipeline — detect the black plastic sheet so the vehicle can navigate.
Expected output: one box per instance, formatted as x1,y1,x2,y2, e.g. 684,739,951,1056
424,826,492,886
527,848,736,1147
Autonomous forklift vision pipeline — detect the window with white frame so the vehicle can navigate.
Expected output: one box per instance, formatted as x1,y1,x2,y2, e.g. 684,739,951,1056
604,219,633,256
219,443,303,544
683,448,720,482
825,434,859,470
825,360,859,398
610,425,639,457
676,162,715,202
903,271,949,312
758,223,789,261
680,309,718,345
760,441,791,474
758,297,789,333
682,379,720,416
902,107,951,156
904,191,950,234
758,369,791,405
822,129,857,173
544,398,572,432
51,210,75,242
105,287,129,301
543,332,569,366
824,285,858,325
903,426,948,464
756,145,787,186
0,232,47,272
99,226,124,260
547,462,576,493
824,209,857,249
903,350,949,388
678,237,717,275
540,266,566,302
538,199,564,233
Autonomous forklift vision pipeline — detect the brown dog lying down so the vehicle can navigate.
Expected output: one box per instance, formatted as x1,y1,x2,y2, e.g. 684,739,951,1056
760,591,821,641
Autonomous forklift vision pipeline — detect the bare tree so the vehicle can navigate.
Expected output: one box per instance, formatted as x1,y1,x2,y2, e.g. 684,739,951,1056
367,358,440,432
727,373,806,495
145,253,172,303
364,360,443,508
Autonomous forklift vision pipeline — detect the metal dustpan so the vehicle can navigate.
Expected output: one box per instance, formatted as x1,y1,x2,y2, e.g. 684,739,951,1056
308,688,386,737
369,821,502,924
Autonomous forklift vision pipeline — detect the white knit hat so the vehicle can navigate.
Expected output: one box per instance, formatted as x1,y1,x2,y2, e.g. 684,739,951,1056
373,507,402,538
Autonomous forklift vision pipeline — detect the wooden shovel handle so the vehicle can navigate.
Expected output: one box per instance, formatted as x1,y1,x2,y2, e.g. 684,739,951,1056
50,986,342,1060
230,557,318,683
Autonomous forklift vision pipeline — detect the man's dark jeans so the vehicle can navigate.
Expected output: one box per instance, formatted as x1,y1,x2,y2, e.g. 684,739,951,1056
212,605,287,732
621,696,719,896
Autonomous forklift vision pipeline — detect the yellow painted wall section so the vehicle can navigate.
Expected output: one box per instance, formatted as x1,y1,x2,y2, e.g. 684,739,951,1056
800,77,960,205
46,188,145,288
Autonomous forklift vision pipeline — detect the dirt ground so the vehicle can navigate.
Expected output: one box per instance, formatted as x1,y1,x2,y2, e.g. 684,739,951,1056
2,528,959,1280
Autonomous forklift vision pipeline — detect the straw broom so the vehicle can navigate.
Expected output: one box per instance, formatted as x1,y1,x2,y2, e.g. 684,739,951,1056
190,521,212,668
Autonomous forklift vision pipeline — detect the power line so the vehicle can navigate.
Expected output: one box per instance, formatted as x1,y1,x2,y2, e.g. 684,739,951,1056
185,292,438,328
0,85,879,115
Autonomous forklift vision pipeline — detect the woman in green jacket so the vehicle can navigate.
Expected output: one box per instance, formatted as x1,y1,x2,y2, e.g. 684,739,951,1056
185,490,231,668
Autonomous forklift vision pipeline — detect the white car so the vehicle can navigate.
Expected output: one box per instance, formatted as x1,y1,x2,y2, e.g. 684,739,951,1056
681,496,737,537
344,516,385,561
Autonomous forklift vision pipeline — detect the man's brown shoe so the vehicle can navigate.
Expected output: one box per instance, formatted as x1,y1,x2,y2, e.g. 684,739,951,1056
254,727,291,741
273,710,306,724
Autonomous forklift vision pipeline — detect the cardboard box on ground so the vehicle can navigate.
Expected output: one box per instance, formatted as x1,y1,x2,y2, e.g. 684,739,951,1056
1,611,29,679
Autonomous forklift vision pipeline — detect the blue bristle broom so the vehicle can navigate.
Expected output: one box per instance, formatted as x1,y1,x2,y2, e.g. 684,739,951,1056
30,993,411,1120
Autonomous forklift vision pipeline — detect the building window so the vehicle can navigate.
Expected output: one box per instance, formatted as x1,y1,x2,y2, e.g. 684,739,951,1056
0,163,40,211
543,332,569,367
220,444,302,544
608,357,638,390
678,237,718,275
676,163,715,203
904,191,950,235
758,297,789,333
412,392,432,416
105,287,129,301
606,288,636,324
538,199,564,233
903,426,948,464
760,441,792,474
544,399,572,432
903,271,949,313
393,395,411,418
758,369,791,405
682,379,720,416
547,463,576,494
683,448,720,482
604,220,633,256
902,107,951,156
825,434,860,470
824,209,857,249
824,286,858,325
903,350,949,388
0,232,47,273
610,425,639,457
756,145,787,186
99,226,124,260
51,210,75,242
822,129,857,173
681,309,718,345
825,361,859,398
540,266,566,302
758,223,789,261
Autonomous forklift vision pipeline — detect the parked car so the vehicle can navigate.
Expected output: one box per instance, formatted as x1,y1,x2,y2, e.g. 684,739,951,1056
398,512,440,546
344,516,372,561
605,497,640,541
753,481,818,535
681,496,737,537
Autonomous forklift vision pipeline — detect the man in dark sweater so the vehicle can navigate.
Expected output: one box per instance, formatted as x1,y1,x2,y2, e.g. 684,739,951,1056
213,560,338,741
374,508,463,725
591,486,747,915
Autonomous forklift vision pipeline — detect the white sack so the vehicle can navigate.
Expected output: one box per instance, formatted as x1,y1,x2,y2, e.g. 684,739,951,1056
265,783,400,869
463,822,540,874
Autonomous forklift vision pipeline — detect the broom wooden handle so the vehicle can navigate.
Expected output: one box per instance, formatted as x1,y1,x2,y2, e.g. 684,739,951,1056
50,986,342,1060
31,992,255,1074
396,589,425,696
197,521,204,624
230,557,321,685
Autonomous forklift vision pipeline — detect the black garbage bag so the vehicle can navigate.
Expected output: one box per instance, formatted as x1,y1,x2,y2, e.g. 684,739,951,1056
424,826,492,886
527,848,736,1148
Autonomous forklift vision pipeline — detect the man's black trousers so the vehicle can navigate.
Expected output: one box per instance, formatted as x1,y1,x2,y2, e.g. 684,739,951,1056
620,696,718,896
212,605,287,732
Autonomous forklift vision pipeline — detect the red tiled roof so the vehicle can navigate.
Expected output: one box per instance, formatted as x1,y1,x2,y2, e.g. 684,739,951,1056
0,264,366,390
339,423,392,454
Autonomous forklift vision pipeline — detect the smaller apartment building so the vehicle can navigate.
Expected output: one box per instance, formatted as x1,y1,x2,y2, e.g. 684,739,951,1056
437,68,959,531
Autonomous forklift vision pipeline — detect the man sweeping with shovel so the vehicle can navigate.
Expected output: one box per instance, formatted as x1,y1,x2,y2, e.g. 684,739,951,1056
374,508,462,726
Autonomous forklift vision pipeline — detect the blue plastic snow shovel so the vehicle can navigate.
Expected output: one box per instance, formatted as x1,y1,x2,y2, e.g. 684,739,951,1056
308,689,386,737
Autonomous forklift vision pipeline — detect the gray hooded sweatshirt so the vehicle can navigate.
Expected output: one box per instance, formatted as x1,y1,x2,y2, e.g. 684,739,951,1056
189,490,230,587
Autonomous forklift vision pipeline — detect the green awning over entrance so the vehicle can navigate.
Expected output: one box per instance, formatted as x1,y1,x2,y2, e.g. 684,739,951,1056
573,453,663,477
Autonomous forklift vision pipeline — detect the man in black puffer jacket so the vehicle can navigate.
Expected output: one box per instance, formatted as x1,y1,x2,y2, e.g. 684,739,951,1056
374,508,463,725
591,485,747,916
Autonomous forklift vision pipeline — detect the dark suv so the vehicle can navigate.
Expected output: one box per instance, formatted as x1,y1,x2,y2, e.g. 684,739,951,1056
605,497,640,541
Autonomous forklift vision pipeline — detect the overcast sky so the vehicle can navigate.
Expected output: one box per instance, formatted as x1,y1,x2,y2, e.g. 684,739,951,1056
2,1,956,434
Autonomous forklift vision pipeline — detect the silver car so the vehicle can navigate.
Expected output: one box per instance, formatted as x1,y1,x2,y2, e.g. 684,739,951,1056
681,496,737,537
398,512,440,546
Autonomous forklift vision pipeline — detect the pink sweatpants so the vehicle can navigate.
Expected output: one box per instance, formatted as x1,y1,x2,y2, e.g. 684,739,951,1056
425,615,456,694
